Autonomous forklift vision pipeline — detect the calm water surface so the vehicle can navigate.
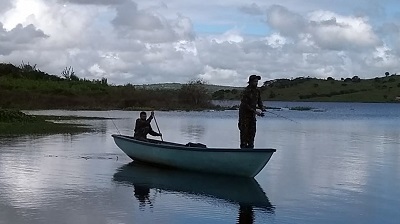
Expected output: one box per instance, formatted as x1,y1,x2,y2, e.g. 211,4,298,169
1,102,400,224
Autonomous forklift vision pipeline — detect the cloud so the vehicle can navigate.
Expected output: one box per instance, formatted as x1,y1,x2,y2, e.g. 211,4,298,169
239,3,264,15
0,0,13,14
266,5,307,38
265,6,381,51
0,1,399,86
111,1,194,43
377,22,400,54
199,65,241,85
264,33,288,48
2,23,48,42
211,30,243,44
308,11,381,51
0,22,48,55
112,1,163,30
58,0,125,5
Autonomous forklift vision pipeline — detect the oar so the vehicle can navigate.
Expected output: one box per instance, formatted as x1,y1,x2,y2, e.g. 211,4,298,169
153,112,164,141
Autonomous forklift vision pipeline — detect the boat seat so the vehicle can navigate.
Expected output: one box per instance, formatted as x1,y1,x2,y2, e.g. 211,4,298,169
185,142,207,148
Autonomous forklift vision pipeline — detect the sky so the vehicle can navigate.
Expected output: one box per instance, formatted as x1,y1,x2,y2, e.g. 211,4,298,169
0,0,399,86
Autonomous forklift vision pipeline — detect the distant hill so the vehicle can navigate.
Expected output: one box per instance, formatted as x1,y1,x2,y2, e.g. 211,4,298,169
135,75,400,103
134,83,182,90
212,75,400,102
134,83,243,93
261,76,400,102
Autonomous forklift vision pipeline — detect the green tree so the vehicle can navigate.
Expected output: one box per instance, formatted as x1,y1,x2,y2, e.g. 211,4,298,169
62,66,79,81
179,79,211,108
19,61,37,73
351,76,361,82
269,91,276,99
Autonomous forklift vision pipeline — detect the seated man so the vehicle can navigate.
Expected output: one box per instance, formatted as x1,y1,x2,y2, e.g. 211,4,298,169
133,111,162,140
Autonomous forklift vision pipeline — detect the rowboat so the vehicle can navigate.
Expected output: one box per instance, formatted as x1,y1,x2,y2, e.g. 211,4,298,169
112,134,276,177
113,162,275,211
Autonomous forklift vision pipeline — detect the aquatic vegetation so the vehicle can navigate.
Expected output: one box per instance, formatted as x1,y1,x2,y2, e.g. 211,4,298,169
0,109,39,122
0,109,90,135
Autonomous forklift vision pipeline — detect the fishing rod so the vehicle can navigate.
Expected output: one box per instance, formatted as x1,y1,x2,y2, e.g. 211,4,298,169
264,110,299,124
108,111,121,134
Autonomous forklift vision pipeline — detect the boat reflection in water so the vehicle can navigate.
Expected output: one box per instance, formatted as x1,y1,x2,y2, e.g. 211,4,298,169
113,162,275,223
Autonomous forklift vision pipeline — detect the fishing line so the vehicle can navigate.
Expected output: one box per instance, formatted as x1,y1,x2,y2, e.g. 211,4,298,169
107,111,121,135
265,110,299,124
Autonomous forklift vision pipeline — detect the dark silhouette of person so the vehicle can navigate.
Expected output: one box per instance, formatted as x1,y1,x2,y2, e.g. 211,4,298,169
238,75,266,148
134,111,162,140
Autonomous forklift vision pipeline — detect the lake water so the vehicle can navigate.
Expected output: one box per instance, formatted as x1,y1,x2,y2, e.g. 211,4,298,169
1,101,400,224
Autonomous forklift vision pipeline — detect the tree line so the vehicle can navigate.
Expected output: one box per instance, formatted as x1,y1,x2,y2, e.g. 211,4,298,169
1,62,399,108
0,63,215,110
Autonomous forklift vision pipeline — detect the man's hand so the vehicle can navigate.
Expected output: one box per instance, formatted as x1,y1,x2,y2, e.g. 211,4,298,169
256,109,265,117
261,106,267,112
150,111,155,116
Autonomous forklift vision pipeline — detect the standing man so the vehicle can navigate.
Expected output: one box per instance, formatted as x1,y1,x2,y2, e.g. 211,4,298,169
238,75,266,149
134,111,162,140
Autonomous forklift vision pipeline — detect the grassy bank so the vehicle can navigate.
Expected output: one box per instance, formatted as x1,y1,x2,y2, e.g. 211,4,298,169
0,63,216,110
213,75,400,102
0,109,91,135
1,62,399,112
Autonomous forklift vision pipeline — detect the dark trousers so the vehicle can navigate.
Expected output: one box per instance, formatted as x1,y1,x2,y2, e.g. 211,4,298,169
238,115,256,148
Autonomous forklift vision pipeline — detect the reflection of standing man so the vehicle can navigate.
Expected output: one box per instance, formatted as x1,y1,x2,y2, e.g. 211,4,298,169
134,185,151,210
238,75,266,149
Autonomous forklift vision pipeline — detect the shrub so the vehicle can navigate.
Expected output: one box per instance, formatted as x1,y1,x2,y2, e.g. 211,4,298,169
179,79,212,108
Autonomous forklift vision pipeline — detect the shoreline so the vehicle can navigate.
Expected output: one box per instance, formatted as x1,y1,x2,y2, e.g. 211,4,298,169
0,109,100,136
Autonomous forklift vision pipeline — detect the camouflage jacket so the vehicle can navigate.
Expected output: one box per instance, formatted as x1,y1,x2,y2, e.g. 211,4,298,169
239,85,264,116
134,115,160,139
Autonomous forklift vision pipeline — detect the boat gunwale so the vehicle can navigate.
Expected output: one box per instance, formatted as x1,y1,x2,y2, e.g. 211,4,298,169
112,134,276,153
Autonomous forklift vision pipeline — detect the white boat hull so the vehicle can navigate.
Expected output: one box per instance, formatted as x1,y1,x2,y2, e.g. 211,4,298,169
112,134,276,177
